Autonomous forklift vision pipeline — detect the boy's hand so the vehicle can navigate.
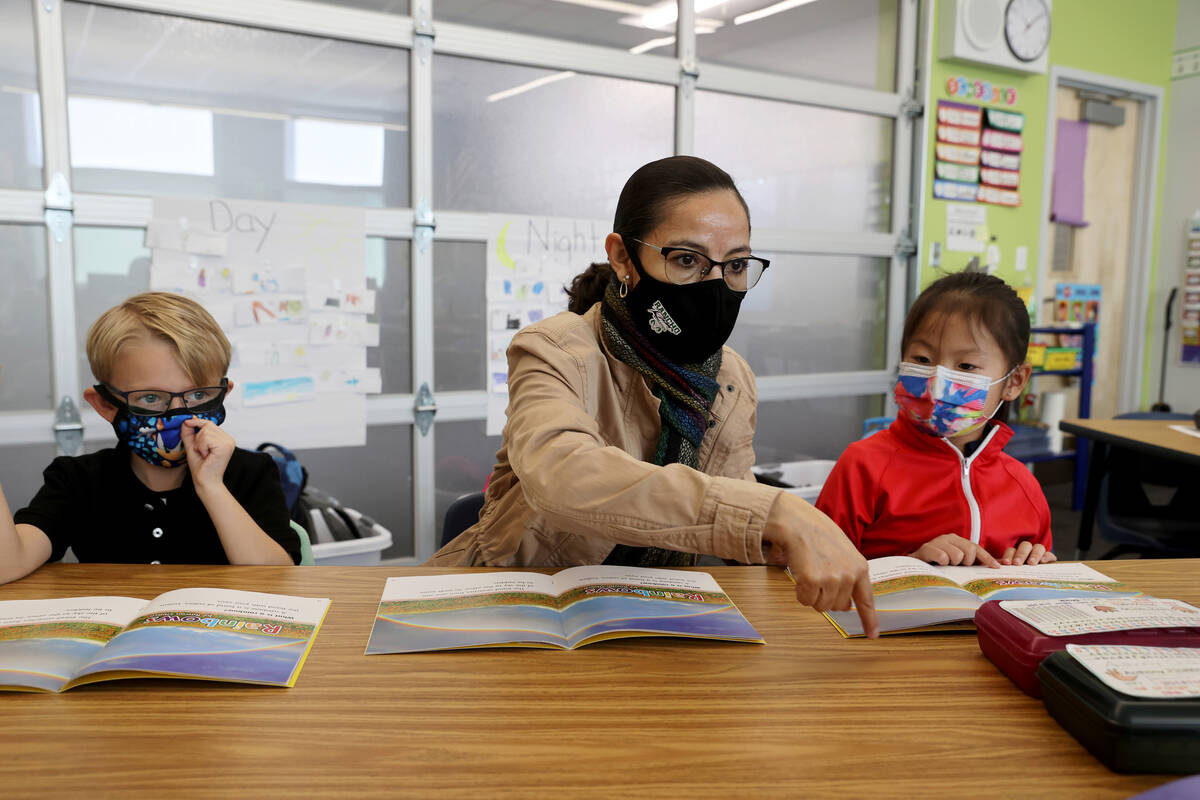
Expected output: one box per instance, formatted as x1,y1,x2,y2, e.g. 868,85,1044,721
1001,541,1056,566
910,534,1000,567
181,418,234,491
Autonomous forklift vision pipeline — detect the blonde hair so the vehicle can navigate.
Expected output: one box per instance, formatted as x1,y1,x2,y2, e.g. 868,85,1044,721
86,292,231,386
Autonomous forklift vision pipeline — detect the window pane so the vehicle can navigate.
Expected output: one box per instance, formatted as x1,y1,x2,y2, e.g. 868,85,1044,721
293,424,414,559
0,0,42,189
0,225,52,410
695,90,892,232
72,229,409,395
370,238,413,395
0,443,60,514
434,55,672,216
435,0,673,54
73,227,151,392
435,419,500,546
63,2,409,206
754,395,884,464
727,255,888,375
698,0,897,91
434,241,486,391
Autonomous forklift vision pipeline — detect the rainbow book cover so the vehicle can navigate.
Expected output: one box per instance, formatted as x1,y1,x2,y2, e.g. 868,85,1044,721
0,588,330,692
366,566,763,653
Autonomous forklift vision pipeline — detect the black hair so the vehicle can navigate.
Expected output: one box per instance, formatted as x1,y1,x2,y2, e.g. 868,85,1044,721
564,156,750,314
901,271,1031,423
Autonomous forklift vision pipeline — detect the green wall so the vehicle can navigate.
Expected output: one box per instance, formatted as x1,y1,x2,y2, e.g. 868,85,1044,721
917,0,1176,406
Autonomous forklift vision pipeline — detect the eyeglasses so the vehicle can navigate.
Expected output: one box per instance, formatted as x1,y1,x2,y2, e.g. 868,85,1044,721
96,378,229,416
632,239,770,291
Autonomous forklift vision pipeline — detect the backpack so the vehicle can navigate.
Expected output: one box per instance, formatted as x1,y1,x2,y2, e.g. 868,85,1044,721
256,442,376,543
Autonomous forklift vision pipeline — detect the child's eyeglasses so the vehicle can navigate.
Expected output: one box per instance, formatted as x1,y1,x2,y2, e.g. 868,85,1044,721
95,378,229,416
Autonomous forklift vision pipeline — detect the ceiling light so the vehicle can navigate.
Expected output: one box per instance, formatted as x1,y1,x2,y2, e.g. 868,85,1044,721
641,0,728,30
734,0,819,26
486,71,577,103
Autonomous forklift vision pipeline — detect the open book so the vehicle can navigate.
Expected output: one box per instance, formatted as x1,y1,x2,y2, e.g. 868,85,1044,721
825,556,1135,637
365,565,763,653
0,588,330,692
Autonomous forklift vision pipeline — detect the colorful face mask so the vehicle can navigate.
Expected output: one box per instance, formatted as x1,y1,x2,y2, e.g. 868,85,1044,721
894,362,1013,438
110,405,227,468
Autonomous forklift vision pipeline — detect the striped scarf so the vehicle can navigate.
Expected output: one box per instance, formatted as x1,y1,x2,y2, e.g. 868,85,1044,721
599,278,722,568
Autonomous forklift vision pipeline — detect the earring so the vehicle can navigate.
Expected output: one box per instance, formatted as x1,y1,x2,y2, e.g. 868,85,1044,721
619,276,629,298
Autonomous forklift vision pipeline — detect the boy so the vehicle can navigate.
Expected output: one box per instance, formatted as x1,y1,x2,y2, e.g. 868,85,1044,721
0,292,299,584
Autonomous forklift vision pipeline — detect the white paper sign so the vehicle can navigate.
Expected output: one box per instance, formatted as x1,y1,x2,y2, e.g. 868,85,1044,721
1000,596,1200,637
149,196,370,448
946,203,987,253
484,214,607,435
1066,644,1200,699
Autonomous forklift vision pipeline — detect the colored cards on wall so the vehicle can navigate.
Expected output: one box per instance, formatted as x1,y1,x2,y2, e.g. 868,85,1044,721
933,100,1023,207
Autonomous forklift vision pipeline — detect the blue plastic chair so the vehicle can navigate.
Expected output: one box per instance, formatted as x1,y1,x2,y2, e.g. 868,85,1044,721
1094,412,1200,559
861,416,894,439
441,492,486,549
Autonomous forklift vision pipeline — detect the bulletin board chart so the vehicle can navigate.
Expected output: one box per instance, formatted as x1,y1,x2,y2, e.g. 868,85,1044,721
485,215,608,435
933,80,1025,208
1183,224,1200,365
147,197,374,449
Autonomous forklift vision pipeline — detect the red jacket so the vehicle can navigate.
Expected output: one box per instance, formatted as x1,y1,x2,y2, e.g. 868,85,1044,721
815,415,1052,559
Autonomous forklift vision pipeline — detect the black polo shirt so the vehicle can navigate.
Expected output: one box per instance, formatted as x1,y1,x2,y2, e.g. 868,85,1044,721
15,446,301,565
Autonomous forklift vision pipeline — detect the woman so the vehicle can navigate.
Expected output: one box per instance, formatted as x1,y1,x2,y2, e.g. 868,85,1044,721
430,156,876,636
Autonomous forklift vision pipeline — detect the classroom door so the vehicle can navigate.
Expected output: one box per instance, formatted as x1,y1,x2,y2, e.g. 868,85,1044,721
1042,86,1142,420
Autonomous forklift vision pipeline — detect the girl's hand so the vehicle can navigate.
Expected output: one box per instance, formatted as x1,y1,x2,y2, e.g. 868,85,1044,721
181,418,235,491
763,492,878,638
910,534,1000,567
1001,541,1056,565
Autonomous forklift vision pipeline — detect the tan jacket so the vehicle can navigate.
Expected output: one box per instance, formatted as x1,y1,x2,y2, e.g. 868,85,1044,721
428,303,782,567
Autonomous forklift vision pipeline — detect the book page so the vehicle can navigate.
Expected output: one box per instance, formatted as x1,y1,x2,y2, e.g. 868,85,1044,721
0,597,147,692
551,565,724,595
940,562,1127,600
865,557,965,595
1000,596,1200,637
1066,644,1200,699
70,588,330,688
366,572,564,654
551,567,761,648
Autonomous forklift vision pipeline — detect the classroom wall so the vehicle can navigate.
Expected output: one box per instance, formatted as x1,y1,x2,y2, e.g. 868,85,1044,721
1152,1,1200,413
918,0,1177,408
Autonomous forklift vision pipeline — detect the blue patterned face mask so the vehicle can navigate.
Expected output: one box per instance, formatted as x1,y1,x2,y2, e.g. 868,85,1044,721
95,382,229,468
110,405,227,468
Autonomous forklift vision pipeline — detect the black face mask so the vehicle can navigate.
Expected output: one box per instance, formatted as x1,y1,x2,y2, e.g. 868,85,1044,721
623,237,746,364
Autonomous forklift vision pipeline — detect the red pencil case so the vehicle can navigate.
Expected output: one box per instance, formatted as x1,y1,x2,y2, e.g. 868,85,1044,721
975,600,1200,698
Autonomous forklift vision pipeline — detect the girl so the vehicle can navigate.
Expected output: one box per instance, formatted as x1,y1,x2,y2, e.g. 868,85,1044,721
429,156,877,637
816,271,1054,567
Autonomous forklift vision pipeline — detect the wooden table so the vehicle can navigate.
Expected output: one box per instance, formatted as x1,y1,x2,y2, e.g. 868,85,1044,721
2,562,1197,799
1060,418,1200,557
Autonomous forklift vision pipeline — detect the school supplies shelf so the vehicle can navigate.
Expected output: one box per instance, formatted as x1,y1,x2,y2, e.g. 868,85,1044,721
1024,322,1096,508
365,566,763,653
0,589,329,692
823,556,1133,638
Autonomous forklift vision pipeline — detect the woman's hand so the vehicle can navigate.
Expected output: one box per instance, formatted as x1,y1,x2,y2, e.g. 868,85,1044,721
763,492,878,638
181,418,235,493
1001,541,1056,565
910,534,1000,567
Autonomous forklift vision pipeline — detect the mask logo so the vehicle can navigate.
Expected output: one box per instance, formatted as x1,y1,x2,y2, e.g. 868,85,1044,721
647,300,682,336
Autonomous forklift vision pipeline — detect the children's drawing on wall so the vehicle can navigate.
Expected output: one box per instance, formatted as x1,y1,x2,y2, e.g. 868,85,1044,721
485,214,607,435
148,197,375,448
